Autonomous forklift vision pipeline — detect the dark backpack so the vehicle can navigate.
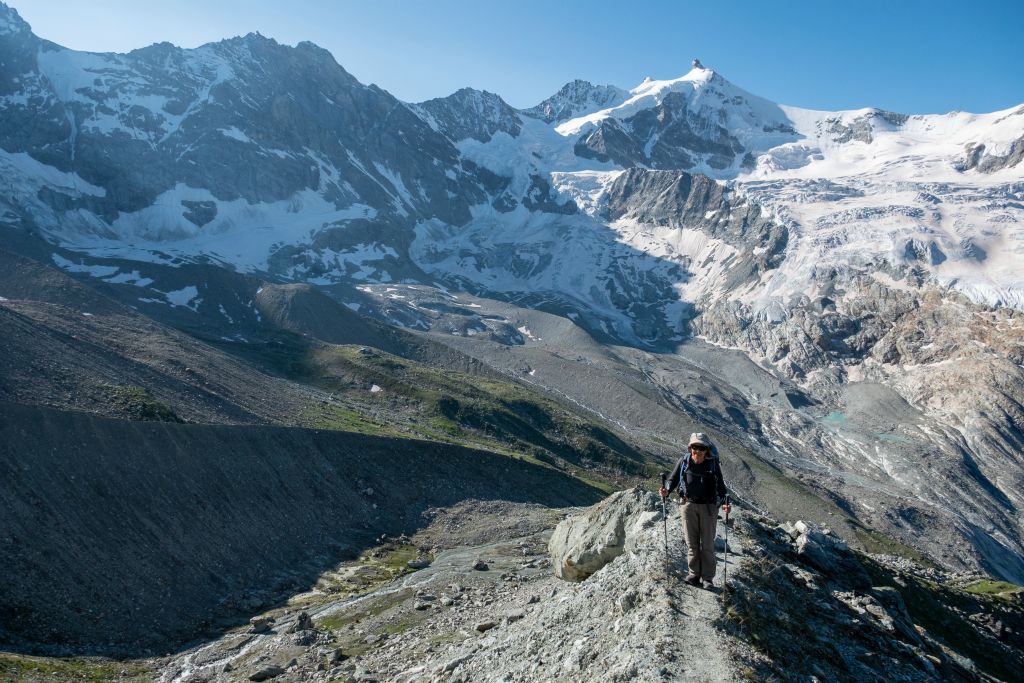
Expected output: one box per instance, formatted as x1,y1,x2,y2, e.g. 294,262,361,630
681,452,720,501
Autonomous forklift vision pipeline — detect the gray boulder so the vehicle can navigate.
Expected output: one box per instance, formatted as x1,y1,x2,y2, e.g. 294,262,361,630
249,615,275,634
548,486,660,582
249,664,285,681
792,520,870,588
287,611,313,633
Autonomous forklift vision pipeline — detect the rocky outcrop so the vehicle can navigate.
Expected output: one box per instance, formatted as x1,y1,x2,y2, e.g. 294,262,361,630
606,168,789,275
783,520,871,588
548,486,660,581
521,80,628,123
728,514,1024,682
416,88,522,143
571,70,796,173
957,134,1024,173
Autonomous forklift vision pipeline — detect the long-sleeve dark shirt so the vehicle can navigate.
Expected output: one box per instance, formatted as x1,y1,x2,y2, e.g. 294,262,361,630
666,456,727,504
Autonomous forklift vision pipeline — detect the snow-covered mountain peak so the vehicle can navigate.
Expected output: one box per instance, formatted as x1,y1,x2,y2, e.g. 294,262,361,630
555,65,789,139
0,2,28,36
629,64,714,94
414,87,522,143
521,79,629,124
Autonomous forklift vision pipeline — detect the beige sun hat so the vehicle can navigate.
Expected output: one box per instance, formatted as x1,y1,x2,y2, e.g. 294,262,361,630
688,432,713,448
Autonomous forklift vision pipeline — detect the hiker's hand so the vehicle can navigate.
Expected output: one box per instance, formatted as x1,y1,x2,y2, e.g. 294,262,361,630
722,502,732,515
659,487,668,499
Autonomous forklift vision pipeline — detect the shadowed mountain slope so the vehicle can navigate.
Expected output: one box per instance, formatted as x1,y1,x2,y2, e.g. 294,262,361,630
0,402,602,656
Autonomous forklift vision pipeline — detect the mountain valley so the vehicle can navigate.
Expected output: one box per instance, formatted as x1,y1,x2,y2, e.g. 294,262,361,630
1,2,1023,679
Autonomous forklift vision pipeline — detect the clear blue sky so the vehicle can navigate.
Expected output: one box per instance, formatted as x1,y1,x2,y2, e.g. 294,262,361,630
9,0,1024,114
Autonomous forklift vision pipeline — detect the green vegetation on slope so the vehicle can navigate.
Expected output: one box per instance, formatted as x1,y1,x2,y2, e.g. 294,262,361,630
850,521,937,567
0,653,150,682
100,384,182,423
963,579,1024,599
228,334,657,488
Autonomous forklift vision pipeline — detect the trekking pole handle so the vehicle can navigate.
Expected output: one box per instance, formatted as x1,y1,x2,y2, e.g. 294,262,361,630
660,472,667,496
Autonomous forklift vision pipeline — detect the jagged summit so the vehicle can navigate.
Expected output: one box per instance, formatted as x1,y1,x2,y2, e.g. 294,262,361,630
556,64,772,136
521,79,629,124
415,87,523,142
547,66,794,172
0,2,30,36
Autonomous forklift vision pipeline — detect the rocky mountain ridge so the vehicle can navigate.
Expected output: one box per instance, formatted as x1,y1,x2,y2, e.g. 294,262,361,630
10,489,1014,682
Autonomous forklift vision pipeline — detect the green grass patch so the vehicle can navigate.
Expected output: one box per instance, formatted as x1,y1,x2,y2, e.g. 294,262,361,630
303,344,653,482
963,579,1023,598
850,523,937,567
226,334,654,493
384,546,418,569
384,610,429,636
316,588,414,632
100,384,182,423
0,653,150,682
574,472,618,495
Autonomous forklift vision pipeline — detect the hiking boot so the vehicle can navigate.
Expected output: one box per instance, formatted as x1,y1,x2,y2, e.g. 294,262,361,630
702,579,715,590
684,576,701,587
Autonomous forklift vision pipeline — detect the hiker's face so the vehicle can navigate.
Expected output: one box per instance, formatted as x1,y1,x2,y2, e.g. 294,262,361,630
690,445,708,462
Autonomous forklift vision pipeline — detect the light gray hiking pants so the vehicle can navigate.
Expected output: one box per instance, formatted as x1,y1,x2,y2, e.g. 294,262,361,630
682,501,719,581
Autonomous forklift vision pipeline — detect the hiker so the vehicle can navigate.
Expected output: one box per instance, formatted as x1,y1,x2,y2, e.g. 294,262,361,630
660,432,731,588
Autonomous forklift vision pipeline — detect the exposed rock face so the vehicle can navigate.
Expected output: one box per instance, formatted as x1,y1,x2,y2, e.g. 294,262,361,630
729,514,1024,682
0,3,487,254
577,89,749,170
567,68,797,174
522,79,628,123
958,133,1024,173
786,520,871,588
415,88,522,143
605,167,789,273
548,486,660,581
693,276,1024,581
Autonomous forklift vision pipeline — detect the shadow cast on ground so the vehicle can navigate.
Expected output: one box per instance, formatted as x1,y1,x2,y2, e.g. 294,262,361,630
0,402,603,658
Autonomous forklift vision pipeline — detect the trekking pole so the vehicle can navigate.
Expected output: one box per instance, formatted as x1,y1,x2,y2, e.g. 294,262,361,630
722,495,731,595
659,472,669,557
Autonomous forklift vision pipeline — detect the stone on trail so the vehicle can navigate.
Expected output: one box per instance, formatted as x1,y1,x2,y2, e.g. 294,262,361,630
505,608,526,623
548,486,660,581
287,610,313,633
249,615,275,633
471,558,489,571
475,620,498,632
248,664,285,681
407,558,431,569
